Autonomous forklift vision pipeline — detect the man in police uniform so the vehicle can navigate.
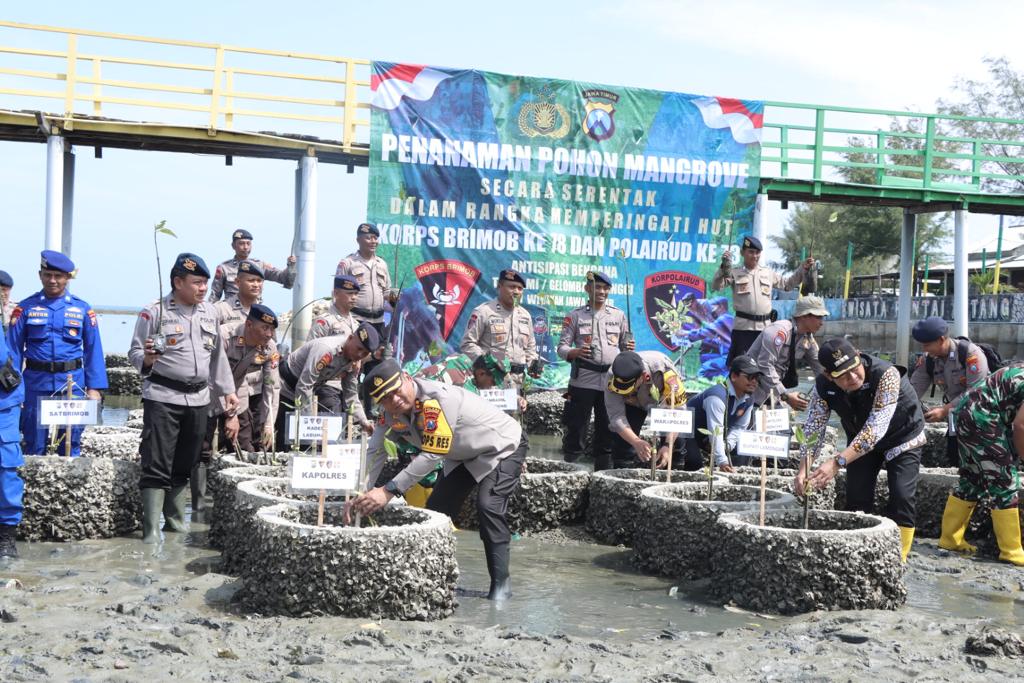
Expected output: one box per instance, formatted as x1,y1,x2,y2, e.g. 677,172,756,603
214,259,264,328
129,253,238,543
712,236,815,364
461,269,540,385
746,295,828,408
7,251,108,456
557,270,633,470
909,316,989,467
307,275,361,414
682,355,762,470
351,358,527,600
604,350,688,469
0,270,14,331
335,223,396,334
209,229,296,302
0,326,24,558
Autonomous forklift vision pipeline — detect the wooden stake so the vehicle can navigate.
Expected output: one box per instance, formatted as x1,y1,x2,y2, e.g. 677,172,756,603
64,373,73,458
759,400,768,527
665,390,676,479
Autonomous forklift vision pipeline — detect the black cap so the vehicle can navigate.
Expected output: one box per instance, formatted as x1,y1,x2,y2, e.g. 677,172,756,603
237,260,265,279
608,351,645,395
365,358,403,402
357,223,380,237
248,303,278,328
0,270,12,287
353,321,381,352
232,229,253,241
818,337,861,379
730,354,763,377
586,271,612,287
171,252,211,278
499,269,526,287
742,235,763,251
911,316,949,343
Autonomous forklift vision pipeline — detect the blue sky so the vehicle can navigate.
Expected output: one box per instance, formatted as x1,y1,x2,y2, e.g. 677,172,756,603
2,0,1022,350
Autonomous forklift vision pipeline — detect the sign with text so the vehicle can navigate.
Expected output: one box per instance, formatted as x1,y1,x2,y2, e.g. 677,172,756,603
754,408,790,433
39,399,99,426
736,430,789,460
479,388,518,412
285,414,349,443
648,408,694,435
289,444,363,493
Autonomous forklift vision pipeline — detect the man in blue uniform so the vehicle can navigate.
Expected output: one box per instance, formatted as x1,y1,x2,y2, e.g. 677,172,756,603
6,251,108,456
0,328,24,558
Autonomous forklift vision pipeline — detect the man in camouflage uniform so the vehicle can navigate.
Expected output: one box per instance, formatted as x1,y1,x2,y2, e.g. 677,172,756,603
938,364,1024,565
747,295,828,408
460,269,540,387
209,229,296,302
213,259,264,328
307,275,360,414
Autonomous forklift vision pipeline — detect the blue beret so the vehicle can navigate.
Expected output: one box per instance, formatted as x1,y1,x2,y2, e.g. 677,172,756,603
741,236,763,251
247,303,278,328
231,229,253,241
912,316,949,343
499,269,526,286
237,260,265,279
40,250,75,274
0,270,12,287
171,252,210,278
587,271,613,287
334,274,360,292
356,223,380,237
354,321,381,352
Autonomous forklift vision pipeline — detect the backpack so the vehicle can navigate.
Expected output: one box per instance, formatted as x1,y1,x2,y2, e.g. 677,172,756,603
923,336,1004,381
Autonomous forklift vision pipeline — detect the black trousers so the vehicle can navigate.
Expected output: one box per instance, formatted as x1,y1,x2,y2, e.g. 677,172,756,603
844,446,920,528
727,329,762,365
609,404,689,469
561,386,615,470
680,436,711,471
945,434,959,468
313,384,343,416
241,393,264,449
358,321,388,410
140,399,209,490
426,435,527,548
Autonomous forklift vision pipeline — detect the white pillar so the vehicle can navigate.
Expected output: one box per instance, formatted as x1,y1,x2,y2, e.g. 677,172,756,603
952,210,969,338
292,153,318,349
61,144,75,256
895,210,916,367
752,192,768,246
44,134,64,252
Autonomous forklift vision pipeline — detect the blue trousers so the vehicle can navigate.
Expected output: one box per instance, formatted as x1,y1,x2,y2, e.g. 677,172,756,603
0,405,24,525
22,388,86,456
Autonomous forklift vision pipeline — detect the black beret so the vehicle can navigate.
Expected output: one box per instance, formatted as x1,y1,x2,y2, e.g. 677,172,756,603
237,260,265,279
499,269,526,286
357,223,380,237
171,252,210,278
232,229,253,241
248,303,278,328
911,316,949,343
741,235,763,251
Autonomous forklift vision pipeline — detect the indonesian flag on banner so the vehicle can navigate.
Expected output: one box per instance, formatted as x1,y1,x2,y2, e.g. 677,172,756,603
372,63,452,110
692,96,763,144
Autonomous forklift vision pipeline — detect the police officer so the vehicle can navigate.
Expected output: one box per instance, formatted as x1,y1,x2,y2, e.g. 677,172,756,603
604,350,688,469
129,253,238,543
307,275,361,414
461,269,540,385
712,236,814,363
335,223,396,333
796,338,924,562
7,251,108,456
352,358,528,600
209,229,296,302
214,259,264,328
746,295,828,408
0,270,14,331
909,316,989,467
682,355,762,470
557,270,632,470
0,327,24,558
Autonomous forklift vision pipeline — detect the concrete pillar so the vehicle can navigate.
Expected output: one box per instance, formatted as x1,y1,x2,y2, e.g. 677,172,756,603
952,210,969,338
44,134,64,252
291,153,318,349
752,192,767,246
61,144,75,256
895,210,916,367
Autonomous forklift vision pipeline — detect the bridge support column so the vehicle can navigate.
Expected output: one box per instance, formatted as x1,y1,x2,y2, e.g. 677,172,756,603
292,152,318,350
752,191,767,246
895,210,915,367
44,134,65,252
61,144,75,256
952,210,968,338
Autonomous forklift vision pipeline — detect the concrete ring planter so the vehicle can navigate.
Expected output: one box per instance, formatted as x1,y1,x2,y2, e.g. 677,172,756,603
633,483,796,579
914,468,959,538
237,502,458,620
18,456,141,541
723,466,837,510
585,468,728,547
208,464,288,550
709,509,907,614
80,426,141,460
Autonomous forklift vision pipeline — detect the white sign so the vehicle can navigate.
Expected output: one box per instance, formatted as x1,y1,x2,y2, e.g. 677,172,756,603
754,408,790,433
736,430,790,459
479,388,518,412
39,399,99,426
289,443,363,492
285,414,349,443
648,408,694,435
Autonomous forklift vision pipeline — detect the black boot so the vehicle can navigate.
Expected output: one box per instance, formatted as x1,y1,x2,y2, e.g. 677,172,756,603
485,541,512,601
0,524,18,559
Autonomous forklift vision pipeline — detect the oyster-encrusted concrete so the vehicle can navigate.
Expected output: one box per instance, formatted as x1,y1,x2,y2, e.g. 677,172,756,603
208,464,288,550
80,426,141,460
723,466,837,510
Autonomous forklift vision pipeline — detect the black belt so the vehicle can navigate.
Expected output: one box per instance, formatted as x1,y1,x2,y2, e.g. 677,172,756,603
575,358,611,373
26,358,83,373
352,307,384,319
279,361,298,391
509,363,526,374
147,373,207,394
736,311,771,322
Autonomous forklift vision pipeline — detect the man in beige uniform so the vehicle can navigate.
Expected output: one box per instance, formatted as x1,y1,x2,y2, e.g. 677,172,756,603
335,223,395,331
209,229,295,302
747,295,828,408
351,358,527,600
307,275,360,414
213,259,264,328
460,269,540,385
712,235,814,364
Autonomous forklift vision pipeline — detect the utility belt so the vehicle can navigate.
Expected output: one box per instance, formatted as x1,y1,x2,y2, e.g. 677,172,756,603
352,307,384,319
25,358,83,373
575,358,611,373
147,372,207,394
278,361,299,391
736,310,777,323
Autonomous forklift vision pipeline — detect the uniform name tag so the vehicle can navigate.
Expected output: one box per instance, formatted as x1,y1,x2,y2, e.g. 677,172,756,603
648,408,694,435
39,399,99,425
288,443,362,493
736,430,789,459
479,388,518,412
754,408,790,433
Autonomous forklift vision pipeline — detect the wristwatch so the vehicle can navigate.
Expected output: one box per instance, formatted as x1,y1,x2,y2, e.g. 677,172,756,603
384,480,402,496
835,455,847,468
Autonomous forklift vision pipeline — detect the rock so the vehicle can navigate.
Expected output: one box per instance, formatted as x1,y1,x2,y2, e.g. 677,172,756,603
965,627,1024,657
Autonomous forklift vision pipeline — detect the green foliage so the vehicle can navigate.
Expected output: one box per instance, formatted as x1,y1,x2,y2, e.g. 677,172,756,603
968,269,1020,294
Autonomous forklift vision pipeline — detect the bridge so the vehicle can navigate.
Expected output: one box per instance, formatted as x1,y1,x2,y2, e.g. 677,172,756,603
3,20,1024,362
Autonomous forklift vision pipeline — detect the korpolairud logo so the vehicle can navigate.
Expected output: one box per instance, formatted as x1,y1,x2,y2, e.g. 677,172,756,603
415,260,481,340
581,89,619,141
643,271,707,351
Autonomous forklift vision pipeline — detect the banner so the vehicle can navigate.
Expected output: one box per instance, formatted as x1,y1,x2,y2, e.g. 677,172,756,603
368,63,763,390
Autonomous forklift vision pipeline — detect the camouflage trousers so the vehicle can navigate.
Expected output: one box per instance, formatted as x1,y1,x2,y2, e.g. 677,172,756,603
955,421,1021,510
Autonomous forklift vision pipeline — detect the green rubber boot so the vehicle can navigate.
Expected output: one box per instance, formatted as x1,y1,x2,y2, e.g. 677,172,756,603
190,463,208,513
141,488,165,544
162,485,188,532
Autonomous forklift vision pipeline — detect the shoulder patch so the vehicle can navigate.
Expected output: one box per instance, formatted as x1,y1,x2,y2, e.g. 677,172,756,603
87,309,97,326
314,352,333,373
773,330,787,348
563,315,573,326
10,306,22,323
418,398,453,454
139,310,150,321
215,265,224,277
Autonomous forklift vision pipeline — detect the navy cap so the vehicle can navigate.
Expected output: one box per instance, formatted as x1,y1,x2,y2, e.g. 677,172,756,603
356,223,380,237
365,358,403,402
741,235,763,251
248,303,278,328
730,354,763,377
334,274,360,292
608,351,645,395
0,270,12,287
40,250,75,274
237,260,265,279
353,321,381,352
912,316,949,343
499,269,526,287
586,271,612,287
231,229,253,241
171,252,211,278
818,337,861,379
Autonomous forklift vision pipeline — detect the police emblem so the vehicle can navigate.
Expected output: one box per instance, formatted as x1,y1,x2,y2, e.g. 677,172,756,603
581,89,619,142
373,376,383,386
517,86,570,139
358,327,368,342
415,260,481,340
643,270,707,351
261,313,275,324
183,258,197,272
241,262,251,272
232,230,245,240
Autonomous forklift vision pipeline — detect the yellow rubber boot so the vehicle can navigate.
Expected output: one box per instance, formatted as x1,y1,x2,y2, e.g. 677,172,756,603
990,508,1024,566
403,484,432,509
898,526,915,562
938,495,977,553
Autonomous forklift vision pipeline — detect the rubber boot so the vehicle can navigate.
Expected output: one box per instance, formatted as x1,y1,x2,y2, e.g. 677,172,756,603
990,507,1024,566
486,542,512,600
0,524,18,559
898,526,915,563
141,488,165,544
938,495,977,553
190,463,208,513
162,485,188,532
403,483,431,509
